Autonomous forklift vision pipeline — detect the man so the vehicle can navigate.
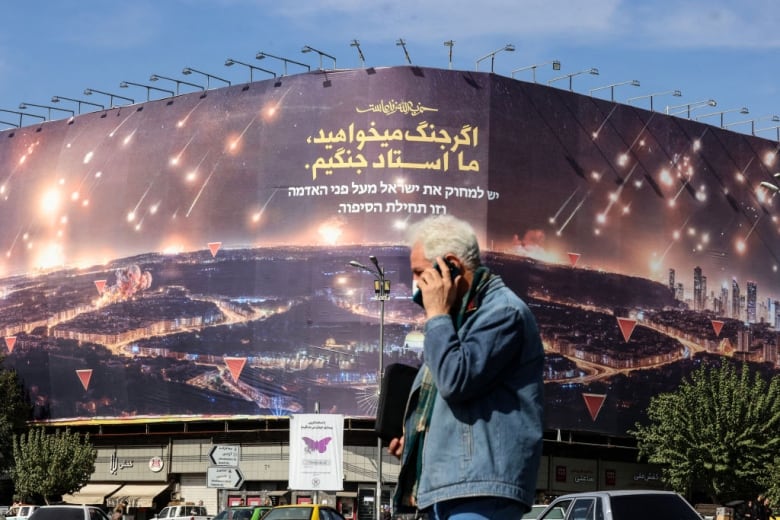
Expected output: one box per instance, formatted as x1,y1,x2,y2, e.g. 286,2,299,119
389,214,544,520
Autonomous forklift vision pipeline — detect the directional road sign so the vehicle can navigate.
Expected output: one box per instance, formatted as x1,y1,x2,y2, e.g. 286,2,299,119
209,444,240,466
207,466,244,489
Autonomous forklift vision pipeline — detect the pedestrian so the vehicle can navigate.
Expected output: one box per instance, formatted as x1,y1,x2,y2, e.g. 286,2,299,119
388,215,545,519
111,500,127,520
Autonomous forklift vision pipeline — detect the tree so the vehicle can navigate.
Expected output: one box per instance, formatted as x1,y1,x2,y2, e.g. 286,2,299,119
11,428,96,504
631,362,780,504
0,364,32,471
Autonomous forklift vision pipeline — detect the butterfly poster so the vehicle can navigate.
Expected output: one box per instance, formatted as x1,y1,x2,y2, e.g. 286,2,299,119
289,413,344,491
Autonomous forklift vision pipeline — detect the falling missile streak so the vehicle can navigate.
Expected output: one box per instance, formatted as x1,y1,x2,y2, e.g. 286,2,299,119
591,104,619,139
743,213,763,243
255,188,279,222
107,112,138,138
176,97,207,128
599,164,638,220
186,151,211,181
231,115,260,149
627,113,656,153
557,191,591,235
550,187,580,224
171,133,199,165
657,215,693,264
129,183,154,223
185,162,220,217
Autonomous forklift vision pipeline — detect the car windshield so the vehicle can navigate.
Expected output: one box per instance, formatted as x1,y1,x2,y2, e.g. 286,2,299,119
610,494,702,520
262,508,313,520
29,508,83,520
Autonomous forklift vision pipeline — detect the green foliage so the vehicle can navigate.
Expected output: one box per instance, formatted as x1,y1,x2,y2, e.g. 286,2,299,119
631,362,780,503
11,427,96,504
0,364,32,471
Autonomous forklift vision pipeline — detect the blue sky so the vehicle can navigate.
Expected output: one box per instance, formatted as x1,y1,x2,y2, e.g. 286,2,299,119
1,0,779,135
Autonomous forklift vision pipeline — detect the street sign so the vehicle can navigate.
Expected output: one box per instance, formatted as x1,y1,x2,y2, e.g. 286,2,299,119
209,444,240,466
207,466,244,489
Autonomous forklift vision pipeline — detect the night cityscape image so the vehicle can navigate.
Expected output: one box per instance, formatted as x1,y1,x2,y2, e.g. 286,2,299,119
1,66,779,438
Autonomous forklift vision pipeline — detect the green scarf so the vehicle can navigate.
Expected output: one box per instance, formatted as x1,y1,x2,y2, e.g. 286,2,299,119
393,266,493,509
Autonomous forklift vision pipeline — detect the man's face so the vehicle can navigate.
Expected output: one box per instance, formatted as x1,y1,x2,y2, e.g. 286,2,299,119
409,242,430,283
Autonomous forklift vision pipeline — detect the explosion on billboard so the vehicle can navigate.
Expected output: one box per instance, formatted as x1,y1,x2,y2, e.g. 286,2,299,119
99,264,153,303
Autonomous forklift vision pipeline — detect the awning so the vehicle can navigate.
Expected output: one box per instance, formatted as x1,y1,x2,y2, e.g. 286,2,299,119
62,483,123,505
265,490,289,496
336,492,358,498
107,483,170,508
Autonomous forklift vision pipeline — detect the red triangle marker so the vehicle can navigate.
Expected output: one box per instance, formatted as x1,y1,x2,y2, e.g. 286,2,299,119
567,252,581,267
4,336,16,353
94,279,107,294
208,242,222,258
224,356,247,381
583,393,606,421
76,369,93,391
711,320,724,337
617,317,637,342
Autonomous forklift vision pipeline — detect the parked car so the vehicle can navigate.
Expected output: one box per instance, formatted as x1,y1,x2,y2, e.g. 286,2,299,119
213,506,272,520
27,505,110,520
523,504,556,519
262,504,346,520
154,505,210,520
5,505,39,520
535,490,702,520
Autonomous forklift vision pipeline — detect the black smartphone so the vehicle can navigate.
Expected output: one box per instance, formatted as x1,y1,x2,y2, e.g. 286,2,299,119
412,259,460,307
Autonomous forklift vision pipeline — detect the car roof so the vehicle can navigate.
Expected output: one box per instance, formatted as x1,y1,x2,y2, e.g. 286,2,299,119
554,490,680,499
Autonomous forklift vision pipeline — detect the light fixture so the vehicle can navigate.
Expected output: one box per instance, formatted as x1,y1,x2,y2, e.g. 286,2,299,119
589,79,640,102
396,38,412,65
0,118,19,128
694,106,749,128
350,39,366,67
348,256,390,520
18,102,74,120
119,81,174,101
723,114,779,136
301,45,337,70
182,67,231,89
83,88,134,108
665,99,717,118
626,89,681,112
256,51,311,76
149,74,204,95
511,60,561,82
51,95,105,114
443,40,455,69
0,108,45,127
225,58,276,82
547,67,599,91
475,44,515,72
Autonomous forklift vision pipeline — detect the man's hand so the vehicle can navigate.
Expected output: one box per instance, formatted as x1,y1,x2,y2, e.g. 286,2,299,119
388,436,404,459
418,257,458,319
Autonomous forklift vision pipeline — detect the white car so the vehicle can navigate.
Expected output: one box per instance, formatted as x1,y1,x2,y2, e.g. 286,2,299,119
27,505,110,520
5,505,39,520
535,490,702,520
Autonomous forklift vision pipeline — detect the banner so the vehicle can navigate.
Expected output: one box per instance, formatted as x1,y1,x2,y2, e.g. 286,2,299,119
289,413,344,491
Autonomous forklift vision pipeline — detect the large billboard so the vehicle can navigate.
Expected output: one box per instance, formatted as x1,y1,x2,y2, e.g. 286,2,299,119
0,66,778,436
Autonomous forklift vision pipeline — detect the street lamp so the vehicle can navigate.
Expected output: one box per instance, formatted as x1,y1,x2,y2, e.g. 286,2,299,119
301,45,337,70
589,79,640,101
694,106,749,128
547,67,599,91
182,67,231,89
348,256,390,520
0,108,45,126
119,81,174,101
256,51,311,76
475,43,515,72
756,123,780,141
665,99,717,118
18,102,74,120
396,38,412,64
51,95,105,114
350,39,366,67
83,88,134,108
723,114,780,136
225,58,276,82
444,40,455,69
149,74,204,95
626,89,681,112
511,60,561,82
0,119,18,128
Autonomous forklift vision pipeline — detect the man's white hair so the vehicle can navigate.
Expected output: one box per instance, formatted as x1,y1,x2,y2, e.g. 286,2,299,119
406,215,481,270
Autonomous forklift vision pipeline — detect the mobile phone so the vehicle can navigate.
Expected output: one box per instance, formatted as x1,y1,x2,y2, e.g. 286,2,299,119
412,259,460,307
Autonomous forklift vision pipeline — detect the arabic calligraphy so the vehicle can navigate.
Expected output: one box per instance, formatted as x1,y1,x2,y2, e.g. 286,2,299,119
355,99,438,117
633,472,660,482
306,122,480,180
109,450,135,474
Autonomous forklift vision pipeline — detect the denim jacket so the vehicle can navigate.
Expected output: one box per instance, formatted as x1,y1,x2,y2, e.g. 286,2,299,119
404,275,544,511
